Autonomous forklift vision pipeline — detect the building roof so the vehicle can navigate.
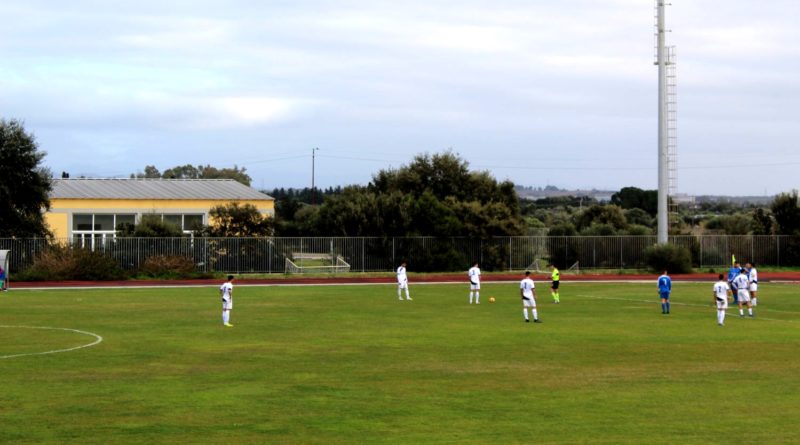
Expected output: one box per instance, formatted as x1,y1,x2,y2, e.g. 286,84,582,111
51,179,274,201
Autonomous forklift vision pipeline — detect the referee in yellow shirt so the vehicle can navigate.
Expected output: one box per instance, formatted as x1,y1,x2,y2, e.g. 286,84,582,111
548,264,561,304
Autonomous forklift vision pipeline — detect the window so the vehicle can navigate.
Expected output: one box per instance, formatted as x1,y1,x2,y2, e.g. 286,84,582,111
154,214,204,233
184,214,204,230
71,214,136,249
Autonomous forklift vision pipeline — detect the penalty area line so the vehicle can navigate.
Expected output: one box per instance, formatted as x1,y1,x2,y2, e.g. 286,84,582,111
0,325,104,359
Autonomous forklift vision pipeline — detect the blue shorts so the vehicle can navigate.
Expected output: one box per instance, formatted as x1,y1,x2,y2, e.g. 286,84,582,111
659,292,670,300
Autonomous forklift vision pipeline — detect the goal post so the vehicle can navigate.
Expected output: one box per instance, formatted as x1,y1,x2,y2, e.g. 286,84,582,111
0,249,9,291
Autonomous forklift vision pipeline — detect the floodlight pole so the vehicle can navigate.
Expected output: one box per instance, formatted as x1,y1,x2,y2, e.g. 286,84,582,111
311,147,319,205
656,0,669,244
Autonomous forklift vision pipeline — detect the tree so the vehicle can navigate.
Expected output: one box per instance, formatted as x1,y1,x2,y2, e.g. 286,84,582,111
771,192,800,235
611,187,658,215
131,164,252,185
751,208,773,235
575,205,628,231
201,202,273,237
624,208,655,228
311,152,525,238
130,165,161,179
0,119,52,238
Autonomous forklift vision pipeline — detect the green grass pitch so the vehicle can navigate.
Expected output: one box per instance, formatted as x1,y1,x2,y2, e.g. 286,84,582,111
1,281,799,444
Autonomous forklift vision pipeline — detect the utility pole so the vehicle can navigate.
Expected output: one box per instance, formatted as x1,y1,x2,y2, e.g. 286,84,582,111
311,147,319,205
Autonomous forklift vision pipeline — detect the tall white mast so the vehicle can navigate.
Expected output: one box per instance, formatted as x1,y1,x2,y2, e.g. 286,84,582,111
655,0,672,244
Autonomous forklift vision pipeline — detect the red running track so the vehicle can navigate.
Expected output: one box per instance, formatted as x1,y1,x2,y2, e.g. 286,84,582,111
9,272,800,288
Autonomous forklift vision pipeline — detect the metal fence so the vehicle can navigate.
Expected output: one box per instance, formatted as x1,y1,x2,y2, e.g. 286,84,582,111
1,235,799,274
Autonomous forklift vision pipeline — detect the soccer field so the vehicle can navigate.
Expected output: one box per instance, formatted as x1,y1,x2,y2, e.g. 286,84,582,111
2,281,799,444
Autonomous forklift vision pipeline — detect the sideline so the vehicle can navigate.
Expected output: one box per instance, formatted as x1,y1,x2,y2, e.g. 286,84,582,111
0,325,104,359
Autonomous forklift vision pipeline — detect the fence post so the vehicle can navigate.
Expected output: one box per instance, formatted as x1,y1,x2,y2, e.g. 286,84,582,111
362,237,365,273
700,235,703,269
508,237,512,271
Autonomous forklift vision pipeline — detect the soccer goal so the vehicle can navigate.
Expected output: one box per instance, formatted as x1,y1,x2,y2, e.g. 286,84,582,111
0,249,10,291
526,259,545,272
285,253,351,274
567,261,580,275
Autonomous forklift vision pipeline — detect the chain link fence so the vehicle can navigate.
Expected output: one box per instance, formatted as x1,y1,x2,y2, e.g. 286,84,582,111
1,235,798,274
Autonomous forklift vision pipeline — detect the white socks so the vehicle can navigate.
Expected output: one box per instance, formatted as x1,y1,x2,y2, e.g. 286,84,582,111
222,311,229,324
470,292,480,303
523,308,539,321
752,298,758,306
718,310,725,325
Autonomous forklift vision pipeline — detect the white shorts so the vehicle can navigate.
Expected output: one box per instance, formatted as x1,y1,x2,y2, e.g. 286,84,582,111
222,299,233,310
749,283,758,292
522,297,536,307
737,289,751,303
398,280,408,290
470,282,480,291
715,298,728,310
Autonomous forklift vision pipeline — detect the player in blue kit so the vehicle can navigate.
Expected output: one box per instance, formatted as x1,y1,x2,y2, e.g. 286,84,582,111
728,261,741,304
658,270,671,314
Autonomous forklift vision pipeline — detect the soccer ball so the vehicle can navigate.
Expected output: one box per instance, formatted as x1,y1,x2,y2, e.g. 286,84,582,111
489,297,496,303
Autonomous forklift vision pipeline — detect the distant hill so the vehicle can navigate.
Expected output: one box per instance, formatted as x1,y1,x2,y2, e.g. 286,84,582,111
515,185,614,202
516,185,774,206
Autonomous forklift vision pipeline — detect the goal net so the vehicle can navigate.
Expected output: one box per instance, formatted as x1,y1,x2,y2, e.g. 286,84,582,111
526,259,544,272
285,253,351,274
567,261,580,275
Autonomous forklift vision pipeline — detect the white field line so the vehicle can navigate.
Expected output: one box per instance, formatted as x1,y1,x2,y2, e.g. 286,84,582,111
0,325,103,359
572,294,798,323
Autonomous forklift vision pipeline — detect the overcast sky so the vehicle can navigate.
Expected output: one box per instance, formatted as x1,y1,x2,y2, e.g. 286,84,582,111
2,0,799,195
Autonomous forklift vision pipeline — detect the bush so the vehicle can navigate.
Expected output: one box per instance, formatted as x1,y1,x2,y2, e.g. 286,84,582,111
18,245,126,281
139,255,197,278
644,244,693,274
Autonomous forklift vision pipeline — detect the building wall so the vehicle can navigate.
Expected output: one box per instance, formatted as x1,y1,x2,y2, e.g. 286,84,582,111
46,198,275,239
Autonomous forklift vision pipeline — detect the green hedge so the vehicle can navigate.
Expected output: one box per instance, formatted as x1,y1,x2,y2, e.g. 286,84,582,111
644,244,693,274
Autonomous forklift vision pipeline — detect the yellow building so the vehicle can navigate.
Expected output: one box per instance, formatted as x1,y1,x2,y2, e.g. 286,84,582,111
46,178,274,245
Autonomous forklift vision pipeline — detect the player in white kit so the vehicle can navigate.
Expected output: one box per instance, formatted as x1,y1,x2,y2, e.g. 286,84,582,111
732,268,754,318
712,274,731,326
746,262,759,307
468,262,481,304
220,275,234,327
519,271,541,323
397,260,411,301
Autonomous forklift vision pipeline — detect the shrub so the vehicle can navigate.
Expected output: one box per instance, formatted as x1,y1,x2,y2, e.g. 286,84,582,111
644,244,693,274
18,245,126,281
139,255,196,278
